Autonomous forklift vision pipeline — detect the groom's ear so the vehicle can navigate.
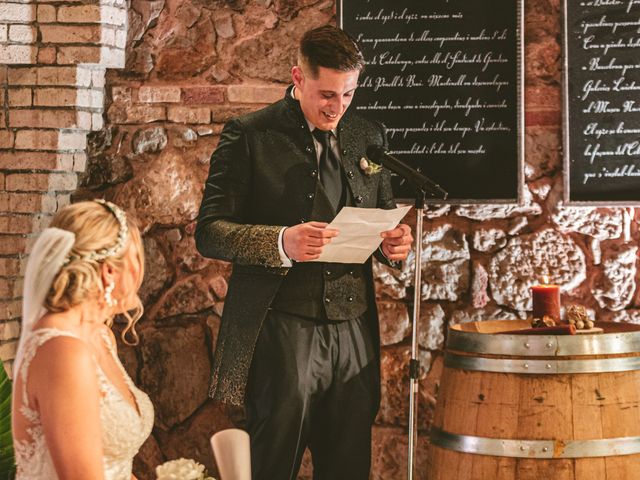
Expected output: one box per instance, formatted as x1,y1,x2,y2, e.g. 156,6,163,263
292,65,304,89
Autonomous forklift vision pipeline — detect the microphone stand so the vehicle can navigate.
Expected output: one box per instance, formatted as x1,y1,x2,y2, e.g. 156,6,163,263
407,187,425,480
365,144,447,479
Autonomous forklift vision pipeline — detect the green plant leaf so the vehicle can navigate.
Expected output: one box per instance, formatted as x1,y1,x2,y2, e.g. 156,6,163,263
0,360,15,479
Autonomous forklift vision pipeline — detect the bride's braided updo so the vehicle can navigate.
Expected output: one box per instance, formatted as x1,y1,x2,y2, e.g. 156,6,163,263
45,200,145,345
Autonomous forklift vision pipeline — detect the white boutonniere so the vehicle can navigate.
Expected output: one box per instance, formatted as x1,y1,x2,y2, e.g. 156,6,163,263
359,156,382,175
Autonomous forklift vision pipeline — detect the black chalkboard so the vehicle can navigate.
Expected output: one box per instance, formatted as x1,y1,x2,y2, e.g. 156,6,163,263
564,0,640,204
338,0,523,202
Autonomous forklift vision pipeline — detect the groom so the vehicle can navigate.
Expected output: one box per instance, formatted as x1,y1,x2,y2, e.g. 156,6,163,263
196,25,412,480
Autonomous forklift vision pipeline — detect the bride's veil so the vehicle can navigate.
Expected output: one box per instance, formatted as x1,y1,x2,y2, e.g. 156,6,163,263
13,227,76,375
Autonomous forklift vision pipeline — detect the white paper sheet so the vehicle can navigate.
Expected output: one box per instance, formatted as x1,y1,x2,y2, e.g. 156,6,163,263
310,206,412,264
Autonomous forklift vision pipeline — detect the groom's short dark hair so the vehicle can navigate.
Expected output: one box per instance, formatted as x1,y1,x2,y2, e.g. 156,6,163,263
298,25,365,78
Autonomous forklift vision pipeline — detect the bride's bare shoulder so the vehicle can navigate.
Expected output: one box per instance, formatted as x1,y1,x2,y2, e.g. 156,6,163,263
30,332,91,366
27,313,93,377
28,334,96,392
26,333,100,414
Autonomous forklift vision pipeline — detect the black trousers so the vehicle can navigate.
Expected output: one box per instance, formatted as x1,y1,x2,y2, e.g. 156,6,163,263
244,309,379,480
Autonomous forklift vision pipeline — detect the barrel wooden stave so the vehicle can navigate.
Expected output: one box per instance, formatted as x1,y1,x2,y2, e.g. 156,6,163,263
428,447,580,480
427,321,640,479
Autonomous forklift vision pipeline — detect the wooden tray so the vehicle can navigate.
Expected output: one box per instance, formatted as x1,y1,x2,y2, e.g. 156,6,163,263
574,327,604,334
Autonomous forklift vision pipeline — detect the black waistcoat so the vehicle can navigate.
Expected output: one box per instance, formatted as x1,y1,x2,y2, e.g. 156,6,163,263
271,170,369,321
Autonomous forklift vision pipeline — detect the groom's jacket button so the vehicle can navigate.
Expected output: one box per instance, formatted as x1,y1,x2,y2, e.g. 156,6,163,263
310,169,318,178
346,170,354,179
299,217,306,223
355,195,363,203
348,296,354,302
325,270,332,276
307,192,315,200
305,146,313,153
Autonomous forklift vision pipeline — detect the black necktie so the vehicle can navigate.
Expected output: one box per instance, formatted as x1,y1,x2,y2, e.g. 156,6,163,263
312,129,344,211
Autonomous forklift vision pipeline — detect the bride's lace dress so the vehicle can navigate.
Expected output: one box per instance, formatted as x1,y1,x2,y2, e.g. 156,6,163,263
13,328,154,480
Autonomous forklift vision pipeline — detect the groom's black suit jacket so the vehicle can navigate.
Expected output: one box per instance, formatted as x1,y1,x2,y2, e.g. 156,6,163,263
195,87,396,405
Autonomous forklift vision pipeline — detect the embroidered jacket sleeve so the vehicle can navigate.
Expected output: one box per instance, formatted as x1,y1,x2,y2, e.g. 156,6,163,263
195,119,287,273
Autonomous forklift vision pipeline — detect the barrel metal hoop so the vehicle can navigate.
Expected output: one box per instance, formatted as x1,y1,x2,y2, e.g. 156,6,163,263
446,329,640,357
430,427,640,458
444,352,640,374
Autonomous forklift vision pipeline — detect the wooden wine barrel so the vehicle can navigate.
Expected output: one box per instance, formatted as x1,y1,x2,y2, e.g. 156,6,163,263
427,320,640,480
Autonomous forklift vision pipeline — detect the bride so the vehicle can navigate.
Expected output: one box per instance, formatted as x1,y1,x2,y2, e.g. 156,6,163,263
11,200,154,479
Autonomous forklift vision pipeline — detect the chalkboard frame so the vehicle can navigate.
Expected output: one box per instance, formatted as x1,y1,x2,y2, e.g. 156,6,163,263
562,0,640,206
337,0,525,205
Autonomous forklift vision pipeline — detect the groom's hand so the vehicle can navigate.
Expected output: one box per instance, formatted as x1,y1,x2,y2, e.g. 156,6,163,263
381,223,412,261
283,222,339,262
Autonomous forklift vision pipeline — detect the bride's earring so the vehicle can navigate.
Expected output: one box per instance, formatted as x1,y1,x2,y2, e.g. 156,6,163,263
104,280,117,307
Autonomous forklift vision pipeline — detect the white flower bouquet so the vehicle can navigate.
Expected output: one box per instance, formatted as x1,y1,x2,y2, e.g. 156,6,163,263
156,458,216,480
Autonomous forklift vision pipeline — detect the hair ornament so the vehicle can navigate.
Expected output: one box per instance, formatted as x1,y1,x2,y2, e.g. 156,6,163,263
62,199,129,266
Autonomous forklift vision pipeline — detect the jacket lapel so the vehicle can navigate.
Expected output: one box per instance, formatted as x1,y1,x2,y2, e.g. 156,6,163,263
337,116,375,206
282,86,318,169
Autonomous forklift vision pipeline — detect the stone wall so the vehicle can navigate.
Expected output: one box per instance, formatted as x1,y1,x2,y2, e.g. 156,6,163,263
2,0,639,479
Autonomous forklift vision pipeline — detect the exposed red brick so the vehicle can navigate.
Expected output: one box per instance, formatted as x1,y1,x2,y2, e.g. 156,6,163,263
139,86,181,103
8,88,31,107
14,130,58,150
37,66,85,86
56,46,101,65
182,86,225,105
36,4,56,23
9,109,80,129
41,25,103,44
34,87,77,107
0,130,14,149
7,67,37,85
0,259,20,276
0,341,18,362
0,300,22,321
37,47,57,64
0,235,27,255
0,278,23,299
0,151,74,170
167,106,210,124
0,214,49,234
0,321,21,342
6,193,60,214
108,104,166,124
227,84,285,104
6,172,78,192
57,5,102,23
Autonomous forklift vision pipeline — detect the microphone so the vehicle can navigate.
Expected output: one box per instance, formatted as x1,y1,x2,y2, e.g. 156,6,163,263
365,145,448,199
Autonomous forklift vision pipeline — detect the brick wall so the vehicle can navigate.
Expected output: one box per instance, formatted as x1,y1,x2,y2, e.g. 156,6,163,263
0,0,128,373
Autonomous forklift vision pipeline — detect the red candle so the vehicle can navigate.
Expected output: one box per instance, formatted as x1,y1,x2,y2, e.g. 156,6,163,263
531,281,561,321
